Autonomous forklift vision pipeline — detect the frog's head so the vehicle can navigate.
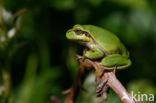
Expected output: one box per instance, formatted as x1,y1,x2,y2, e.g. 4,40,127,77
66,24,93,44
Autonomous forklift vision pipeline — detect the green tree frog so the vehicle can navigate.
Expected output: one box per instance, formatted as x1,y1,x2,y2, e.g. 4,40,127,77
66,24,131,71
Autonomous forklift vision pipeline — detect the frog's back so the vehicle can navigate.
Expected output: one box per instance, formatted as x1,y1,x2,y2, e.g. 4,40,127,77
82,25,128,56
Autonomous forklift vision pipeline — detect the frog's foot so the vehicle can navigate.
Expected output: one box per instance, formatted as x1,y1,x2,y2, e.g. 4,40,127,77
76,54,85,63
102,92,107,101
97,84,109,100
76,54,82,60
76,48,88,62
95,65,105,82
101,85,110,101
96,79,108,96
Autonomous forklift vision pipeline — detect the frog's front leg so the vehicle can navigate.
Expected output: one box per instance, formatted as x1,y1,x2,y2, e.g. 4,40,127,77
84,44,104,60
101,54,131,70
84,45,105,81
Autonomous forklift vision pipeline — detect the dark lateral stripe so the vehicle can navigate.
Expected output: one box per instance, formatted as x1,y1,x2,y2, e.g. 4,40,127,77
74,28,110,56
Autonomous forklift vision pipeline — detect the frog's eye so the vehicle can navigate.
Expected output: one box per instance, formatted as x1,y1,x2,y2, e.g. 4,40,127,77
74,28,83,35
75,28,81,32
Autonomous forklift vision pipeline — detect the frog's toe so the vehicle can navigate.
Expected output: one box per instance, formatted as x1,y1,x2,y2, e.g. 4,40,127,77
96,79,108,96
102,92,107,101
95,67,105,81
76,54,85,63
96,86,102,95
96,84,109,97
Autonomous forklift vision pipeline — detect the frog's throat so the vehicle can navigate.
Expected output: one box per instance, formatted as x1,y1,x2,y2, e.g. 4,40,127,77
74,29,110,56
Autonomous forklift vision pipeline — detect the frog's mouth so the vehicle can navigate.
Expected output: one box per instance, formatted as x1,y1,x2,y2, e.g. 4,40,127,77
72,39,88,43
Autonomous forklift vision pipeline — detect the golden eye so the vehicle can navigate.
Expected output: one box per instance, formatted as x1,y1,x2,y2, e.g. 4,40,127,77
74,28,82,35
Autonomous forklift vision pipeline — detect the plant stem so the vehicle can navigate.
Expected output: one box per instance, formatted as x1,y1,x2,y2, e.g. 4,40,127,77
64,57,138,103
64,60,90,103
100,71,136,103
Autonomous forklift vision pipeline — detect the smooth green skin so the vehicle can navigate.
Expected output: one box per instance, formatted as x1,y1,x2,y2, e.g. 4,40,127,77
66,24,131,70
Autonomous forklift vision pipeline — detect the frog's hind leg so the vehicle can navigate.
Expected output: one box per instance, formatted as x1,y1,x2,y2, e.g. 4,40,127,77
101,54,131,70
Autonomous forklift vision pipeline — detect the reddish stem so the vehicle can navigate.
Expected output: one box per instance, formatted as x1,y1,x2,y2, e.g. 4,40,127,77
101,71,136,103
64,58,138,103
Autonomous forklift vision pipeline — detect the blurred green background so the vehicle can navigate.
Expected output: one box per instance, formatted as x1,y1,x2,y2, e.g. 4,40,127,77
0,0,156,103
